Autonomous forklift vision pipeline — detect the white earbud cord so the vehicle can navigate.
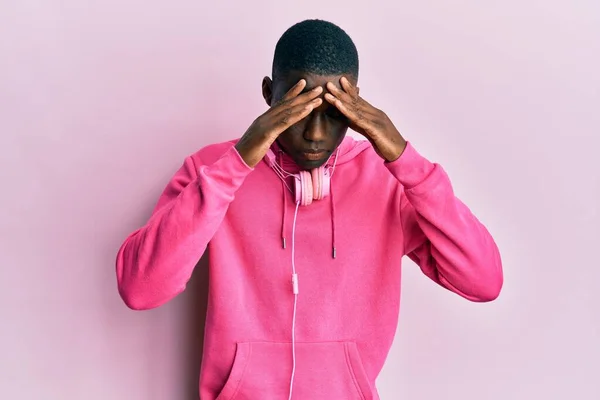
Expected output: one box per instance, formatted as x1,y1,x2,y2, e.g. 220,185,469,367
270,159,294,194
329,147,339,177
266,148,339,400
288,200,300,400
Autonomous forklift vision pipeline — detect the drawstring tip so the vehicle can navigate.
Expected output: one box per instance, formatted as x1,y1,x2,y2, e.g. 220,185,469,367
332,247,337,259
282,237,287,249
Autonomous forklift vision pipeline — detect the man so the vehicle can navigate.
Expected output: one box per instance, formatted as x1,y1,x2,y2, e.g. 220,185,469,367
116,19,502,400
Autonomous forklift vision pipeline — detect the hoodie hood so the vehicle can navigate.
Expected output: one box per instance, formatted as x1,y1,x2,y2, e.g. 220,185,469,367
270,135,372,172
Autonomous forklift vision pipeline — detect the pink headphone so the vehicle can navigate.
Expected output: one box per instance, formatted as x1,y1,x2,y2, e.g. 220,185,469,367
265,149,332,206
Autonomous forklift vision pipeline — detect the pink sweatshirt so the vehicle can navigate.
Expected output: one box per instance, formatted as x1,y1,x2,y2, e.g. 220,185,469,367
116,136,502,400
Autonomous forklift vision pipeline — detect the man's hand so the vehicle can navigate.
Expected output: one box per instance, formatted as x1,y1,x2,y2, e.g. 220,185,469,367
235,79,323,168
324,77,407,162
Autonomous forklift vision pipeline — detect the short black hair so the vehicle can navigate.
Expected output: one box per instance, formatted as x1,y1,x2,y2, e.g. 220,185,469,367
272,19,359,81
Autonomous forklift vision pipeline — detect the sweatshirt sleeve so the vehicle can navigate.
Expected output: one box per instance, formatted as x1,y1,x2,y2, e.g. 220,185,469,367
115,144,253,310
386,142,503,302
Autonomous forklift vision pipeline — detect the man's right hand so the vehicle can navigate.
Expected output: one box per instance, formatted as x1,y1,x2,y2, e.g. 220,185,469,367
235,79,323,168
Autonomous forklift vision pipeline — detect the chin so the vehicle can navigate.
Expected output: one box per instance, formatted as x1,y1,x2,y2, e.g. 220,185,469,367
296,158,327,170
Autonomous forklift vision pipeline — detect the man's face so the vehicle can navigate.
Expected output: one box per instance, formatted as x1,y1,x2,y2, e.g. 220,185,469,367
263,71,355,170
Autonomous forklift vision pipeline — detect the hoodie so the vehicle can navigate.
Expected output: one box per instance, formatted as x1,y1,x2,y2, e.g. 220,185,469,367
115,136,503,400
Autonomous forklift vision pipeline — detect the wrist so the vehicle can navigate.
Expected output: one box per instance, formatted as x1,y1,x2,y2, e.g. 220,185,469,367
234,132,276,168
382,135,407,163
234,141,256,168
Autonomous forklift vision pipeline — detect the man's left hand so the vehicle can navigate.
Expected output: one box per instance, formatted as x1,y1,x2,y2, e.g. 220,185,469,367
325,76,407,162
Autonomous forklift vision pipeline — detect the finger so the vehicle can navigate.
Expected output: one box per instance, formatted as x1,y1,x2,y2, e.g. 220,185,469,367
290,85,323,106
324,93,356,120
270,98,322,134
340,76,358,96
324,93,373,129
280,79,307,102
326,82,379,118
276,85,323,111
326,81,354,103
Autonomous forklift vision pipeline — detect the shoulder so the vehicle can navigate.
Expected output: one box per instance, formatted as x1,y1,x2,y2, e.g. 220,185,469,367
343,137,395,174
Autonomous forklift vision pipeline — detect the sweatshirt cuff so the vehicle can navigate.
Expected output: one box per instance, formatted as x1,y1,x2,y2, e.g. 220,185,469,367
201,144,254,190
384,141,436,189
229,144,255,173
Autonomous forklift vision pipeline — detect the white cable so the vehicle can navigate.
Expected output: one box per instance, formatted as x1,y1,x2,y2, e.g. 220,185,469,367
267,149,338,399
288,200,300,400
329,147,340,177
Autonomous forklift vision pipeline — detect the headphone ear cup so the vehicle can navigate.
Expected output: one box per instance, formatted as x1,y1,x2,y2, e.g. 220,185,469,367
303,170,313,206
311,167,323,200
294,174,302,205
312,167,331,200
321,168,331,199
295,171,313,206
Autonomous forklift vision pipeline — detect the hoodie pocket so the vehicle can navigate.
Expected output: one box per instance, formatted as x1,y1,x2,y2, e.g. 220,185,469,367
216,341,373,400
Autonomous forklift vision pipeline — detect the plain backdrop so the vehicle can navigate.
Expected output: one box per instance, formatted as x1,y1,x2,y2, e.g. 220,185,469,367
1,1,599,399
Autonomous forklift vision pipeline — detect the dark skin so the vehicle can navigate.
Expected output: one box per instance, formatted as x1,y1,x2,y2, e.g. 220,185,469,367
235,71,407,170
263,71,352,170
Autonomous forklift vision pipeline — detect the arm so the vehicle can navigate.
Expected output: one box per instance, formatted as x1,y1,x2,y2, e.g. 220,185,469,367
115,145,253,310
116,79,324,310
387,142,503,302
323,77,502,302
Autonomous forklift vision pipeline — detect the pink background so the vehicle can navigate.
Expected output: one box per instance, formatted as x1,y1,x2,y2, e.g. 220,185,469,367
1,1,599,399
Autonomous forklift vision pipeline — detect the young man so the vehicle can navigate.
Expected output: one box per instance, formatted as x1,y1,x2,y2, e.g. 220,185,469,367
116,19,502,400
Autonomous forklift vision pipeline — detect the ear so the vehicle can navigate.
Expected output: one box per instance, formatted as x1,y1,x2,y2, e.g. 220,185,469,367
262,76,273,106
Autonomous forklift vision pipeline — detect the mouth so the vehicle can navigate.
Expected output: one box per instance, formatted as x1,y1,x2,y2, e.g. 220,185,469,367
299,150,328,161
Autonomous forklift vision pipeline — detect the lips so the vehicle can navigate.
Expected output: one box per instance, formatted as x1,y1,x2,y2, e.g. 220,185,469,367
300,150,327,161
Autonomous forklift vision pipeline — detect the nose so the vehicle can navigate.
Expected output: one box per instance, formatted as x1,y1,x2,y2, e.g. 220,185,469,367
303,112,327,143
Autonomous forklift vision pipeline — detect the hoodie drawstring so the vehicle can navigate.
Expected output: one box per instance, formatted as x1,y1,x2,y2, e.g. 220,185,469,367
275,149,338,259
330,184,336,259
281,165,288,248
